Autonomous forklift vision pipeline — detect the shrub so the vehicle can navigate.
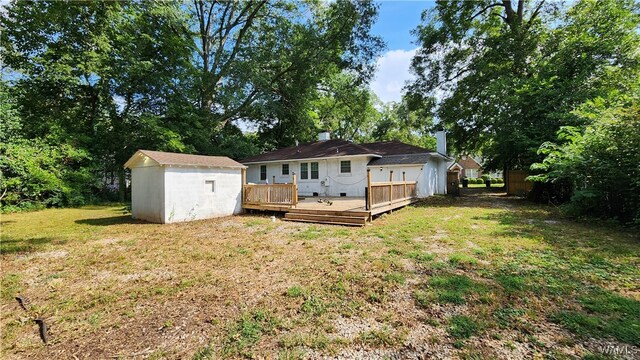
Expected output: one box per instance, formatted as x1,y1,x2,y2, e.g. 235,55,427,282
0,139,94,211
476,178,484,184
532,99,640,224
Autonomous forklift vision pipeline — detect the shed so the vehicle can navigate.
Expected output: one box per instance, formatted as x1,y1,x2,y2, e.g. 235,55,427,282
124,150,246,223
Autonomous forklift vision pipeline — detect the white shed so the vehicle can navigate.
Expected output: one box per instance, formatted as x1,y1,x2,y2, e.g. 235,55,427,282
124,150,246,224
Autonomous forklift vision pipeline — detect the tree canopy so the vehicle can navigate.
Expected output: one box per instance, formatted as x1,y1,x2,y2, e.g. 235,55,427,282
408,0,640,171
0,0,391,208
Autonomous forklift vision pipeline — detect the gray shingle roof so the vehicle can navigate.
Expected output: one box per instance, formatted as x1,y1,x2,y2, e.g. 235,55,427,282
367,153,441,166
124,150,246,169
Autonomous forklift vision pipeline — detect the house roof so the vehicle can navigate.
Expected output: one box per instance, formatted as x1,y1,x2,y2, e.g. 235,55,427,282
240,139,445,164
361,141,432,156
240,139,379,164
124,150,246,169
367,153,436,166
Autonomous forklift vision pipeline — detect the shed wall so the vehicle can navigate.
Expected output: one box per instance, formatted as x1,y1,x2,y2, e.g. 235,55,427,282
131,164,165,223
163,167,243,223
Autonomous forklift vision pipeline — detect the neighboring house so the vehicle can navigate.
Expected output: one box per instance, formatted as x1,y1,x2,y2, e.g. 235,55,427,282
447,161,463,175
241,131,450,198
452,155,483,179
124,150,246,223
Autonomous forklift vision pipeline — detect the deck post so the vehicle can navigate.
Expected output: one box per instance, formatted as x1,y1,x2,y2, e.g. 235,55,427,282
292,172,298,206
389,170,394,204
403,171,407,200
366,169,372,211
272,175,276,185
241,168,247,205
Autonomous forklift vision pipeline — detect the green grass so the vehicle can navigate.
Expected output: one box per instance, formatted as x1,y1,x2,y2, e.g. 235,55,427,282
2,194,639,358
222,310,281,357
448,315,481,339
426,274,487,305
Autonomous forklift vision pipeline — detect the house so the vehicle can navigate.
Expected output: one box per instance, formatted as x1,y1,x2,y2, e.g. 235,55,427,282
450,155,483,179
124,150,246,223
241,131,450,198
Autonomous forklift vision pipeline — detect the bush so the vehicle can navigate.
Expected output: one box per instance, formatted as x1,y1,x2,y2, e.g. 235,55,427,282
0,139,94,211
532,99,640,224
481,174,491,182
476,178,484,184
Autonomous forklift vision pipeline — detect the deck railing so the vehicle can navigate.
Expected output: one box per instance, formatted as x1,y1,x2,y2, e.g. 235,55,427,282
366,169,417,209
242,170,298,207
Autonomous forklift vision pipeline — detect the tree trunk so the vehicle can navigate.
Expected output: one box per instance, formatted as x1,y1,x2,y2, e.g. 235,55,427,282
118,168,126,202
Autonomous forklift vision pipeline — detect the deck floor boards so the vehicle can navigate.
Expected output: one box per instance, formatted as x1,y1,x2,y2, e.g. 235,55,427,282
242,196,417,225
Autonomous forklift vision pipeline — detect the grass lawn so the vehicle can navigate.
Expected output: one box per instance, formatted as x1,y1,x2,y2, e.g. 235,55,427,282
1,194,639,359
461,183,505,188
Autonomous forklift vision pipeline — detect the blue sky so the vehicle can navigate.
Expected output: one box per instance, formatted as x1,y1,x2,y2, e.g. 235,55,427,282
370,1,435,103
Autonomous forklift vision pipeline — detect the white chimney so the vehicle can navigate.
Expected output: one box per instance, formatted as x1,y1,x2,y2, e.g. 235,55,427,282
436,131,447,155
318,131,331,141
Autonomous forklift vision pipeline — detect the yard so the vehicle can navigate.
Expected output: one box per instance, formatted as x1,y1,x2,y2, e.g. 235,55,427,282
1,193,638,359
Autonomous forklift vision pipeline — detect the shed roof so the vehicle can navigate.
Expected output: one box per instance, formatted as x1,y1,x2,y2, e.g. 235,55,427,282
124,150,246,169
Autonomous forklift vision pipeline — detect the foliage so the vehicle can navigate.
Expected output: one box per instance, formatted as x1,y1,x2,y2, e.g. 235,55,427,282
408,0,640,172
0,139,93,211
310,72,380,142
372,99,437,149
0,0,385,209
531,99,640,224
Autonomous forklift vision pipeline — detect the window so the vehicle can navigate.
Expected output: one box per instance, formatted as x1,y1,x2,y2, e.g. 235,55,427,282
466,169,478,178
340,160,351,174
300,162,318,180
204,180,215,193
260,165,267,181
281,163,289,175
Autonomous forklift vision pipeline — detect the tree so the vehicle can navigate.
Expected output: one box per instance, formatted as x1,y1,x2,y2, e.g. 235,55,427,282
1,1,196,201
407,0,556,170
407,0,639,172
186,0,384,150
311,72,380,142
372,98,436,149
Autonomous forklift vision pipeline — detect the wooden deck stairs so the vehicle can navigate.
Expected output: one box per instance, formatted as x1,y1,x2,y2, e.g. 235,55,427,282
282,208,369,226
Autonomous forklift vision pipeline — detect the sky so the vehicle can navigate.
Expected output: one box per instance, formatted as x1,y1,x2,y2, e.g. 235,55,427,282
369,1,435,103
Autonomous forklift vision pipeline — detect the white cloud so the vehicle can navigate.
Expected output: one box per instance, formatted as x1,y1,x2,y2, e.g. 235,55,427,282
370,48,417,104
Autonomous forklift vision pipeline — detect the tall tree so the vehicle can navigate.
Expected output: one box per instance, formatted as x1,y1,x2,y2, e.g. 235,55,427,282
186,0,384,150
408,0,640,172
311,72,380,142
2,1,195,200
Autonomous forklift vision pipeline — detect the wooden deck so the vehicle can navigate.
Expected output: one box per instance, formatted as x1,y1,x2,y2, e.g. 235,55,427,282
241,169,418,226
243,196,417,226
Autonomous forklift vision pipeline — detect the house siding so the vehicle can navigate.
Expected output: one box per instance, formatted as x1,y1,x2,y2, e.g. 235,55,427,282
246,156,374,197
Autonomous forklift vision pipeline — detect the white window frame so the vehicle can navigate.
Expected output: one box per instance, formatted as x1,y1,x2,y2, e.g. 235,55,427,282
340,160,351,174
260,165,267,181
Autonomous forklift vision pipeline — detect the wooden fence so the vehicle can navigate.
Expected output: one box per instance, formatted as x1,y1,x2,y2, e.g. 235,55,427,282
506,170,533,196
366,169,417,209
242,171,298,207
